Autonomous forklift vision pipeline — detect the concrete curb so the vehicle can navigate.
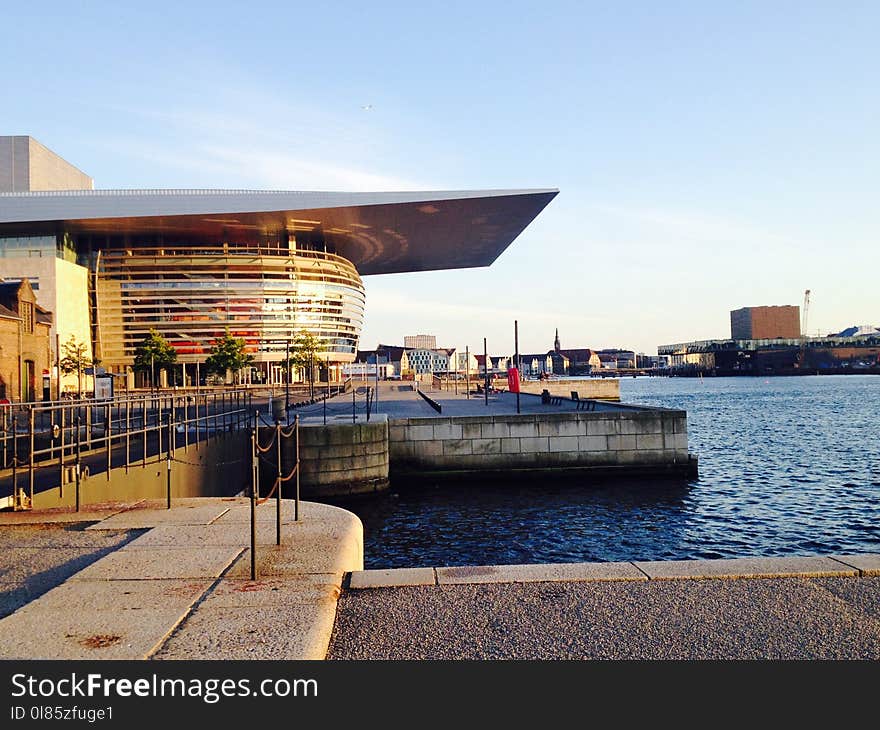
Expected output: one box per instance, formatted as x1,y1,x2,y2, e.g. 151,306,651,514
348,553,880,589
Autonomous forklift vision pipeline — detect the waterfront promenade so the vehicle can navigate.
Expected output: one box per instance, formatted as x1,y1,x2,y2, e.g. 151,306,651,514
1,499,878,659
295,382,622,422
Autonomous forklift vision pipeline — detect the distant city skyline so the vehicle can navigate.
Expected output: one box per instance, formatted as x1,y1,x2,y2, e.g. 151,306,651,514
3,2,877,354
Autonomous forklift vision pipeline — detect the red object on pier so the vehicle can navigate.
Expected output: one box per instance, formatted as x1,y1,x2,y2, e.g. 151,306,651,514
507,367,521,393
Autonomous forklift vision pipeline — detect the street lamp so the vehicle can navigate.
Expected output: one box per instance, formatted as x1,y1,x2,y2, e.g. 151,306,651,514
284,336,290,420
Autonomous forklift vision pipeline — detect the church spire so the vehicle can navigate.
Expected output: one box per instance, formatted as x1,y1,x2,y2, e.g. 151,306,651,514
554,328,560,352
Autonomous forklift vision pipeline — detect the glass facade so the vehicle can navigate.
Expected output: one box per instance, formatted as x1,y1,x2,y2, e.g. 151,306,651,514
0,233,77,262
92,245,365,367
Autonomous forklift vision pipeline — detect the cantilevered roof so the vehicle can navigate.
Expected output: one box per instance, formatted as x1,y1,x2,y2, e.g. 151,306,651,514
0,188,557,276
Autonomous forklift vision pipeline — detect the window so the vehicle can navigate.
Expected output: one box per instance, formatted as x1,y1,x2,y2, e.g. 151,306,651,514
21,301,34,334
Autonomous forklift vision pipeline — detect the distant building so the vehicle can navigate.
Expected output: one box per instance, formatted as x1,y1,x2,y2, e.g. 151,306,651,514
597,348,636,369
404,334,437,350
549,329,600,374
520,353,553,377
730,305,800,340
0,278,53,401
401,348,450,374
558,349,600,374
637,353,668,369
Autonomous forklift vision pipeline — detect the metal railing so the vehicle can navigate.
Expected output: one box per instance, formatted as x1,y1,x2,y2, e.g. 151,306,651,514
249,412,301,580
1,389,254,509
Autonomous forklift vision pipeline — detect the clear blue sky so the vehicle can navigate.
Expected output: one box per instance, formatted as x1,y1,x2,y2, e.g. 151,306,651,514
3,1,878,354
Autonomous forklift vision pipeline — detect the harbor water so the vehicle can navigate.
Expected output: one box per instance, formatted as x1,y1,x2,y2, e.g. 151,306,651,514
333,375,880,569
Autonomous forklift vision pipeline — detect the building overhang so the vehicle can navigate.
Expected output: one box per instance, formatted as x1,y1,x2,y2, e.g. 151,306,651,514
0,188,557,275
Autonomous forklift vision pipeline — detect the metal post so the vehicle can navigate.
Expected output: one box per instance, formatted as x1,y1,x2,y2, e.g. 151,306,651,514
28,407,35,505
515,320,521,415
194,393,199,450
74,413,81,512
352,387,356,424
466,346,470,399
166,412,173,509
183,394,188,452
125,399,130,473
55,332,61,401
275,420,281,546
59,406,65,494
285,338,290,419
294,414,300,522
484,337,489,406
250,428,257,581
11,410,17,504
105,402,111,479
142,398,147,466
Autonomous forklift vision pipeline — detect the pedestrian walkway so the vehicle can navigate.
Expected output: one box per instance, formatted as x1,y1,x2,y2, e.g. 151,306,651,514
0,498,363,659
329,556,880,659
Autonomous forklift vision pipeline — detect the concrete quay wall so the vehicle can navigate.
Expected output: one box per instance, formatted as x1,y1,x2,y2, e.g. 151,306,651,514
518,378,620,401
295,418,390,496
388,409,691,478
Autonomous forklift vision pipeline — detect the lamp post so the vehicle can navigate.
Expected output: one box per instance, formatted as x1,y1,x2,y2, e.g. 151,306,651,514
284,336,290,418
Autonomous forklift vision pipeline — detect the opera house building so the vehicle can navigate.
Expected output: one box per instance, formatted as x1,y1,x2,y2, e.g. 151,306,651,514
0,136,555,389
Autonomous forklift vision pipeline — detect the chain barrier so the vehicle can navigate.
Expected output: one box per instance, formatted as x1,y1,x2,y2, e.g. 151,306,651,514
254,428,278,453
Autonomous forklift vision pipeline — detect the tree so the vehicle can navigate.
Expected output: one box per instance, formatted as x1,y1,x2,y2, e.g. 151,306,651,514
289,331,323,399
205,331,254,384
132,329,178,389
59,335,95,398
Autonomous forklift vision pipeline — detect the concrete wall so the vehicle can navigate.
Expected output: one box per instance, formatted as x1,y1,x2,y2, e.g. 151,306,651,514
389,409,690,477
31,431,250,510
0,136,93,192
519,378,620,401
291,418,390,496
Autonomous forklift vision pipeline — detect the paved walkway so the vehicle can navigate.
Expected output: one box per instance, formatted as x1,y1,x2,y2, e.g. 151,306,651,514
0,498,363,659
4,499,878,660
297,382,624,423
329,556,880,659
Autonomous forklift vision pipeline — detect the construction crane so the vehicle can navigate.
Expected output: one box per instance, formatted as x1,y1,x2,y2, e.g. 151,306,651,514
801,289,811,336
798,289,811,367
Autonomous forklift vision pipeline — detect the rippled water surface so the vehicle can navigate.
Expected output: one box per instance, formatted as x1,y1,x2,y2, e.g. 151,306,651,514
333,376,880,568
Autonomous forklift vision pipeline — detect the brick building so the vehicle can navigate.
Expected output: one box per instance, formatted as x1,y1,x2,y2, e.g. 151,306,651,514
0,279,53,401
730,305,800,340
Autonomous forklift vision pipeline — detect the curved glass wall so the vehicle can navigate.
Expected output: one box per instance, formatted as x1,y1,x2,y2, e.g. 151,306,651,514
92,246,365,366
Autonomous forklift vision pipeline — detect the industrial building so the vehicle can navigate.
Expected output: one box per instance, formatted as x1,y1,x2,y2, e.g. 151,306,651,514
730,305,800,340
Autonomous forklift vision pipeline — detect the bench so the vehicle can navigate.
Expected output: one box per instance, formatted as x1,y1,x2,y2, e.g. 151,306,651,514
571,391,597,411
541,389,564,405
